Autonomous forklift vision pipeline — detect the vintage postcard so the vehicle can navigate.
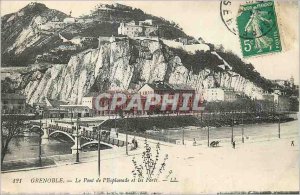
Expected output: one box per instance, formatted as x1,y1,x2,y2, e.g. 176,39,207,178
1,0,299,194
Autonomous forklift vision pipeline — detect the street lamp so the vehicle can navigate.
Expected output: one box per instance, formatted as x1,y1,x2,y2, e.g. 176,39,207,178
182,127,185,145
98,127,101,177
125,115,128,155
207,112,210,147
39,117,42,167
278,97,281,138
241,115,244,143
278,115,281,138
231,112,234,143
76,117,80,163
200,110,203,123
275,92,281,139
115,113,117,131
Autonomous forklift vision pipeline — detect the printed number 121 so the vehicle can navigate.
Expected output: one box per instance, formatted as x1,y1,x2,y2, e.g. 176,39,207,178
13,178,22,183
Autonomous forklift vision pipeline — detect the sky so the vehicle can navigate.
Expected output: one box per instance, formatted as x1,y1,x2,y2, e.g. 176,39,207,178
1,0,299,83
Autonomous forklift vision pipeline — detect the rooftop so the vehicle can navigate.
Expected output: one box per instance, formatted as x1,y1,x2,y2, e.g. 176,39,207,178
60,105,90,110
146,82,174,91
143,82,195,91
46,98,69,108
170,83,194,91
85,90,133,97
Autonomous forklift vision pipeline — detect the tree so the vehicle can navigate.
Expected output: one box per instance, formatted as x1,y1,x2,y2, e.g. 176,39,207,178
169,48,223,74
1,114,28,165
117,108,124,119
1,78,17,93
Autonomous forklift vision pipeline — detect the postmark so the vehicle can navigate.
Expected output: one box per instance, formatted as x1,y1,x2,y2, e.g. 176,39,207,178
220,1,258,36
237,1,282,57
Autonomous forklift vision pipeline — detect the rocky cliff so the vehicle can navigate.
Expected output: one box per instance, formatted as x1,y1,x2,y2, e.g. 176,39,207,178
1,2,68,66
2,38,264,105
1,2,274,105
1,2,192,67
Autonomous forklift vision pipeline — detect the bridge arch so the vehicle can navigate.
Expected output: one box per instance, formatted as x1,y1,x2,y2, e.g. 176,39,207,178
29,125,43,134
81,140,114,148
49,130,75,142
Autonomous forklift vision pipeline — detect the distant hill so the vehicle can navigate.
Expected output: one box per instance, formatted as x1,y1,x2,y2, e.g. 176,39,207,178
1,2,68,66
1,2,295,96
1,2,195,67
81,3,193,39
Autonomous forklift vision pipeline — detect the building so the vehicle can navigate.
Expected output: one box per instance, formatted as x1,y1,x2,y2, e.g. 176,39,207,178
138,82,198,114
203,88,236,102
82,91,133,116
82,96,94,109
45,98,69,108
60,105,93,118
175,37,199,46
177,37,188,45
1,93,26,114
138,82,174,96
83,82,199,116
138,19,153,26
118,20,158,37
290,76,294,87
45,108,69,118
263,92,291,112
97,36,126,48
276,96,290,112
272,79,290,88
63,17,76,23
36,98,69,118
33,98,92,118
262,93,275,102
51,16,60,22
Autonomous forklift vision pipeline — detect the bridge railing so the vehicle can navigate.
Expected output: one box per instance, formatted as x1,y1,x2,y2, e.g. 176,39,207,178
81,129,126,147
48,124,74,134
46,124,126,147
30,121,41,126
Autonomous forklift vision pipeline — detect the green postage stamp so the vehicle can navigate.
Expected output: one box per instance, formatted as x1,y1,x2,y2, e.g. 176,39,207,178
237,1,282,57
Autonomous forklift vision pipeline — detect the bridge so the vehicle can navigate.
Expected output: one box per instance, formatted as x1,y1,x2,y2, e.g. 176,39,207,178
29,121,127,154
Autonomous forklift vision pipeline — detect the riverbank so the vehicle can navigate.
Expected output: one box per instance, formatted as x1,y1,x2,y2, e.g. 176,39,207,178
3,120,297,172
100,112,297,132
2,130,298,194
2,131,175,172
1,146,127,172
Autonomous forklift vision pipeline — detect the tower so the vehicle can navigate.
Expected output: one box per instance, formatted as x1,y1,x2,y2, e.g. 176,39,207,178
290,75,294,88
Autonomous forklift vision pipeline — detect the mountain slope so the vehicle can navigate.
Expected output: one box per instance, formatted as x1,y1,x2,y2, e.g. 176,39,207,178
1,2,195,67
82,3,192,39
2,38,267,104
1,2,291,104
1,2,68,66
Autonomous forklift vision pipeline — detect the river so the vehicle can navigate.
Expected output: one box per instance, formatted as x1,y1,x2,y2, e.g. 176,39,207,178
5,120,298,161
4,132,111,162
149,120,298,143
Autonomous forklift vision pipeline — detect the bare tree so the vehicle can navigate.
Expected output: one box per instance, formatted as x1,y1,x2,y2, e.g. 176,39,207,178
1,114,28,165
